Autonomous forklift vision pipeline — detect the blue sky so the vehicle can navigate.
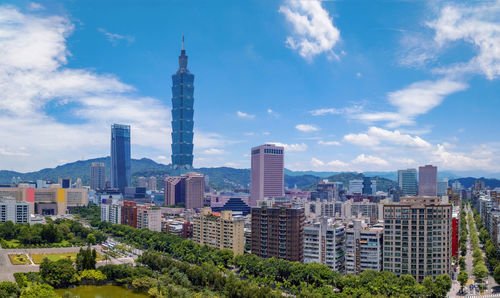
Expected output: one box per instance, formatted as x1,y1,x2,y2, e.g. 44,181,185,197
0,0,499,173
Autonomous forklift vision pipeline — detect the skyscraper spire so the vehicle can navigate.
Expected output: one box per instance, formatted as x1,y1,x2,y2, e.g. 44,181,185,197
178,36,188,71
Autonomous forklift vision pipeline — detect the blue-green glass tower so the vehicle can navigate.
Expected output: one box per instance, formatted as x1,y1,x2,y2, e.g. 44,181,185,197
171,37,194,173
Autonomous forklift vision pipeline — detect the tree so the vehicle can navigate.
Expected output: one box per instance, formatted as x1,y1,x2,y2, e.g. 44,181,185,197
459,257,466,270
494,264,500,285
473,262,489,283
458,271,468,290
79,269,107,284
435,274,452,297
132,276,156,292
76,246,97,271
0,281,19,298
40,258,77,288
86,233,96,245
20,284,58,298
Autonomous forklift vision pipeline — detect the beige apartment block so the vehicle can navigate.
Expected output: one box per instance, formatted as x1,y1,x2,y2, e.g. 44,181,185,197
192,207,245,255
382,196,452,282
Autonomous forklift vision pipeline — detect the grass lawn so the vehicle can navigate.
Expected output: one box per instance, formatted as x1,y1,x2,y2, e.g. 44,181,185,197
8,254,30,265
2,239,21,248
31,251,102,264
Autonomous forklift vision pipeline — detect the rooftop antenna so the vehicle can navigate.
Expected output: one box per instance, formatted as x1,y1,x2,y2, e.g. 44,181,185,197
182,35,185,51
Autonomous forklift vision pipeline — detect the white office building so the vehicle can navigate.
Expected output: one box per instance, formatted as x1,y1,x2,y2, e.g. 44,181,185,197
0,197,30,223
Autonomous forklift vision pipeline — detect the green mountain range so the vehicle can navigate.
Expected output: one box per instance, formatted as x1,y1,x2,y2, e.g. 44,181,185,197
0,157,402,192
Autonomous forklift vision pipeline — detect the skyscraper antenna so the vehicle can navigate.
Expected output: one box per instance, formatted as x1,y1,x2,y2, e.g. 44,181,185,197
182,35,184,51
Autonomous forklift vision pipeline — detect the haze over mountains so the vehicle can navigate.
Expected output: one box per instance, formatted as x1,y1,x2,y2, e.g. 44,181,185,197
1,157,500,191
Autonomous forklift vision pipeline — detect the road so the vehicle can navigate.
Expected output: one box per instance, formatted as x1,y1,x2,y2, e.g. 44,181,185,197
450,206,500,297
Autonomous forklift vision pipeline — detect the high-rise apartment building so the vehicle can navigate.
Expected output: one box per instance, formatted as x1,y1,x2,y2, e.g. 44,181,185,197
303,218,345,272
0,197,30,223
250,144,284,206
382,196,452,282
121,200,137,228
137,177,147,188
101,203,122,224
345,219,383,274
90,162,106,190
311,180,338,201
398,169,417,196
171,37,195,173
192,208,245,255
164,172,204,209
251,205,304,262
111,124,131,194
136,204,161,232
418,165,437,196
148,176,157,191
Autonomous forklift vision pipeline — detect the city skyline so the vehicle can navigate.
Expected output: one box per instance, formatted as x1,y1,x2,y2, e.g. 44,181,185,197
0,1,499,173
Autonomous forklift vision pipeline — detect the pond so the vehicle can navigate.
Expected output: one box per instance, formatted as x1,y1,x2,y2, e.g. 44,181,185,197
55,285,148,298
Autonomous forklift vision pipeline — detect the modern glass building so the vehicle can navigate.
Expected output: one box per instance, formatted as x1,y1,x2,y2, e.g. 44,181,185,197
397,168,418,196
111,124,131,194
171,37,194,173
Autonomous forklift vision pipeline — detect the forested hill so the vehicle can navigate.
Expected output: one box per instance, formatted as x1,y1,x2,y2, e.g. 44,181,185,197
0,157,403,192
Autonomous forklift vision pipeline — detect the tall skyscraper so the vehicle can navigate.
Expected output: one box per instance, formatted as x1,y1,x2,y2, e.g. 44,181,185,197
111,124,131,194
398,168,417,196
90,162,106,190
418,165,437,196
171,37,194,173
250,144,284,206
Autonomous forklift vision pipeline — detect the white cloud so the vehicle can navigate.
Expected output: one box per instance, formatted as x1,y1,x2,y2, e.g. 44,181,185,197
310,104,364,117
0,147,30,157
309,108,340,116
355,79,467,127
279,0,340,60
343,127,431,148
311,157,324,167
317,140,340,146
236,111,255,119
310,157,348,170
202,148,227,155
356,72,362,78
267,109,273,114
428,1,500,80
351,154,389,167
98,28,135,45
431,144,493,171
28,2,45,11
296,124,319,132
269,142,308,152
0,5,225,171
